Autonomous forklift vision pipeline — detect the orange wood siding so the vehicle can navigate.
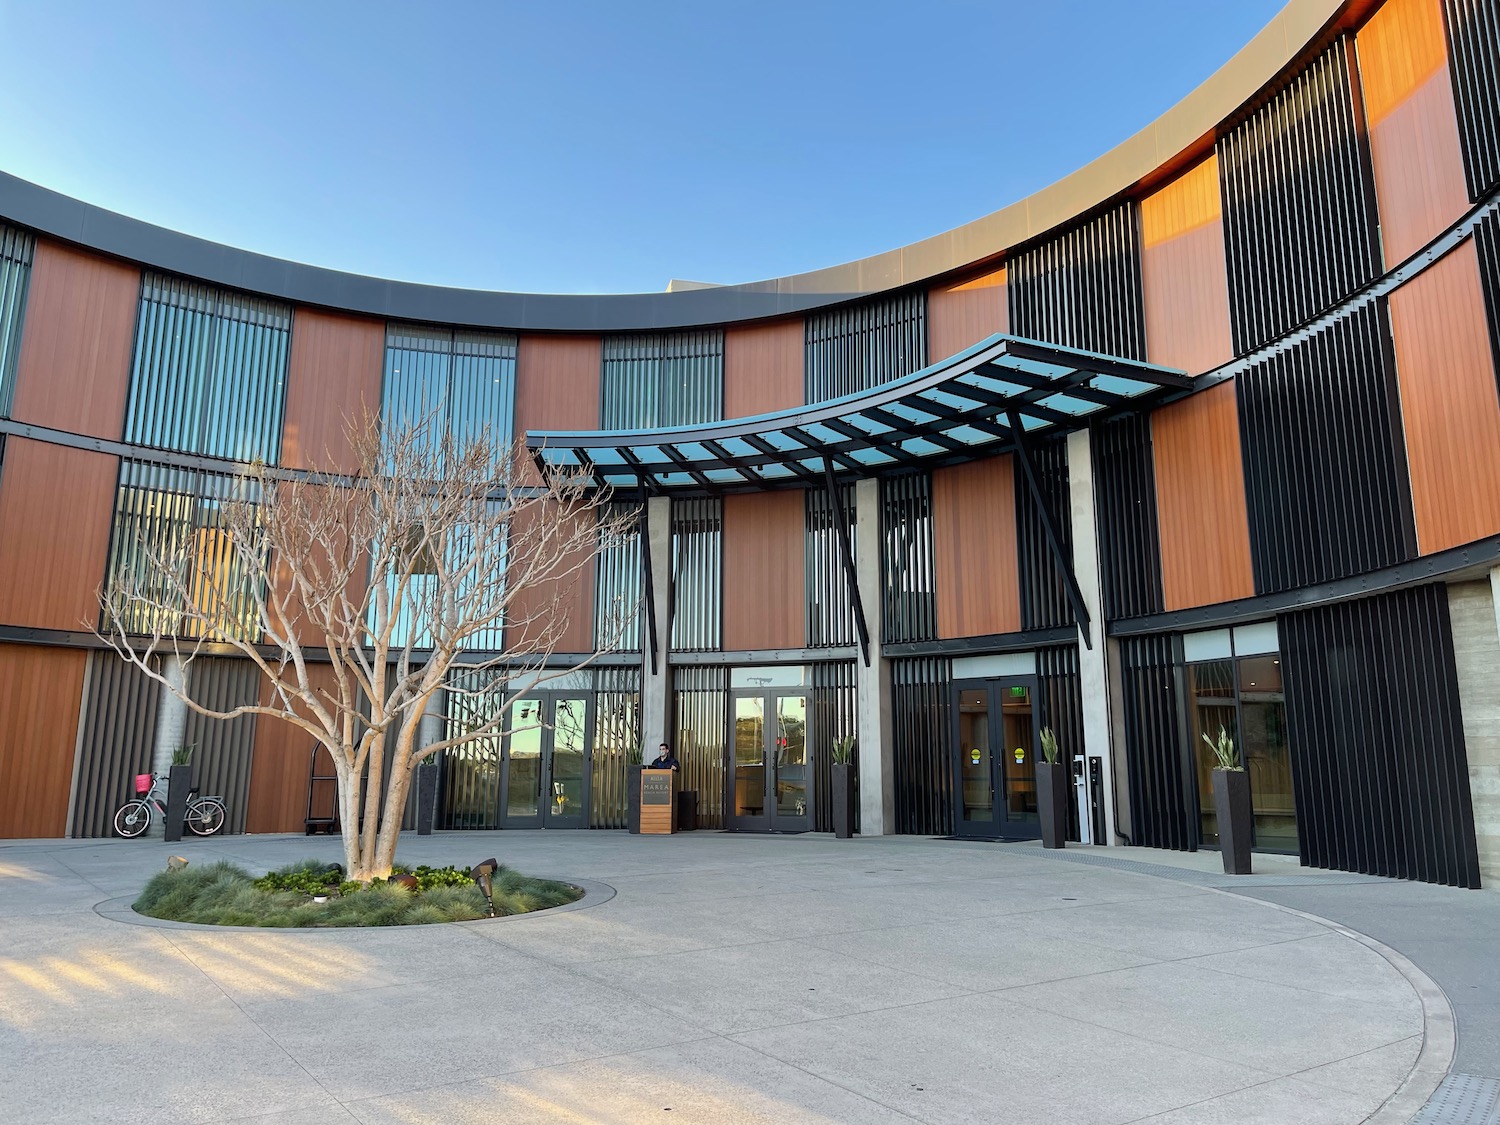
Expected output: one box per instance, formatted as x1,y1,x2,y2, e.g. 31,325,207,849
725,319,803,418
1152,382,1256,610
516,335,601,432
1388,241,1500,552
0,440,118,630
928,265,1009,363
932,455,1021,637
11,240,139,439
0,644,87,838
505,500,595,653
246,664,341,833
282,309,385,473
722,491,805,650
1140,157,1235,376
1358,0,1470,265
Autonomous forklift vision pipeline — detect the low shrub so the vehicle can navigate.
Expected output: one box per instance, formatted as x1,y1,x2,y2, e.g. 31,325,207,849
133,860,581,927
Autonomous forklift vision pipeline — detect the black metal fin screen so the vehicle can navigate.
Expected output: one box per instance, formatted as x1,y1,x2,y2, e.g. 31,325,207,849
1218,38,1381,355
811,661,857,832
71,653,161,838
1015,437,1076,631
806,485,857,648
1444,0,1500,200
881,473,937,644
1007,202,1147,361
1091,415,1164,620
805,291,927,403
1037,644,1085,841
1279,585,1481,888
591,665,640,829
1235,301,1416,594
1120,634,1196,851
892,656,952,835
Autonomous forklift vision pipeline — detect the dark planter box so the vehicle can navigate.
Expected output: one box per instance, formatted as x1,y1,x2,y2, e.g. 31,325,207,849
1037,761,1068,849
831,763,856,839
164,763,194,843
627,764,643,834
415,765,438,835
1213,768,1253,875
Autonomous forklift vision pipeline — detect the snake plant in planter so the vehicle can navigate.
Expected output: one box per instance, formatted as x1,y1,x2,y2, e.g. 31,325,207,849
1036,727,1069,849
831,734,857,839
1205,726,1252,875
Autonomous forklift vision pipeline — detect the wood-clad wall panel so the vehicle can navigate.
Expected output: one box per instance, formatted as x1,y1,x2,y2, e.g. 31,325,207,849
11,240,139,439
722,491,804,650
246,664,341,833
724,319,802,418
282,309,385,473
932,455,1021,638
0,644,87,837
0,440,118,630
516,335,601,432
505,500,595,653
1140,157,1234,375
928,266,1008,363
1152,382,1256,609
1359,0,1470,264
1389,241,1500,552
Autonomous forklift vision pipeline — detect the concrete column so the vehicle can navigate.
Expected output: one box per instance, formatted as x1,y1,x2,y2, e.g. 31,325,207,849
1066,429,1118,846
854,478,895,835
149,655,189,836
418,687,447,750
640,496,674,756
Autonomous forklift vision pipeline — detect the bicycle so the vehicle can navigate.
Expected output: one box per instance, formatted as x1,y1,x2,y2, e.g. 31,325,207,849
114,773,227,838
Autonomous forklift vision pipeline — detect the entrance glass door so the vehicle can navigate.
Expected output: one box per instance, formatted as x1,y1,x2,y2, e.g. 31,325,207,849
951,677,1041,839
503,694,592,828
727,690,811,832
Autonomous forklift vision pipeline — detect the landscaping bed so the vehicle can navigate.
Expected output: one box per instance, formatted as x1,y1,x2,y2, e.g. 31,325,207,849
133,859,581,927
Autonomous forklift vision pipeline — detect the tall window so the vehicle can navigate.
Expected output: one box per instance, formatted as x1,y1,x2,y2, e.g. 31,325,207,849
601,331,723,429
671,497,721,651
805,291,926,403
104,461,263,642
0,224,34,417
125,274,291,462
382,324,517,448
1184,622,1296,853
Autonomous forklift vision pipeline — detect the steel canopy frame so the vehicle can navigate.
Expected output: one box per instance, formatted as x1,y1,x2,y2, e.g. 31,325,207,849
526,334,1190,494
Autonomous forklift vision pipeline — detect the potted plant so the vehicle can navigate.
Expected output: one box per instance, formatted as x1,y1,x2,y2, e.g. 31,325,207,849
1206,725,1252,875
831,734,857,839
415,755,439,836
1036,727,1068,849
165,744,196,844
626,743,645,834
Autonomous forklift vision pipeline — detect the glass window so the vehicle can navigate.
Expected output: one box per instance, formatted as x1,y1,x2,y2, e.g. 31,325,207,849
0,225,35,417
125,274,290,462
601,331,723,429
383,324,516,453
593,502,642,651
1186,632,1295,852
805,291,927,402
671,497,721,651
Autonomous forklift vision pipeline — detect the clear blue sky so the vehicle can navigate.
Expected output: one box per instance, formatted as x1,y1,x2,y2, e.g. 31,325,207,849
0,1,1284,295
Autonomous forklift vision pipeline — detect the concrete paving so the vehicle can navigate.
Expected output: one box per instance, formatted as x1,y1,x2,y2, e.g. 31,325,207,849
0,831,1452,1124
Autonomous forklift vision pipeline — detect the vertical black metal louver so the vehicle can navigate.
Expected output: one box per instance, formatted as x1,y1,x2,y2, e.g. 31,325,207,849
1279,585,1481,888
892,656,952,835
806,484,858,648
1235,301,1416,594
591,665,641,829
1472,209,1500,384
383,324,518,445
670,497,722,651
673,664,728,828
1091,415,1164,620
811,661,857,832
70,653,162,837
601,331,724,429
1218,38,1382,355
881,473,937,644
594,502,642,652
0,223,35,418
1120,634,1197,851
1036,645,1085,839
1444,0,1500,200
1007,202,1147,361
805,291,927,403
181,657,260,835
440,668,502,830
1015,437,1076,631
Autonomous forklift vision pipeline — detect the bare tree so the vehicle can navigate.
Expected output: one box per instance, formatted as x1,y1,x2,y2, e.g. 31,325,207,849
97,417,635,881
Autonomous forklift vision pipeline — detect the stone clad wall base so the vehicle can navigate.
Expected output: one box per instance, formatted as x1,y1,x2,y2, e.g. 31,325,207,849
1450,576,1500,883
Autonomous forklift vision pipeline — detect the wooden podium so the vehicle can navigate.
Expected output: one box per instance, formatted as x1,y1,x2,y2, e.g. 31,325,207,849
639,769,678,834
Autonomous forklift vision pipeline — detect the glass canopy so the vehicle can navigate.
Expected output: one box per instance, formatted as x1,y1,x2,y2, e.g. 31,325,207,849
527,334,1191,492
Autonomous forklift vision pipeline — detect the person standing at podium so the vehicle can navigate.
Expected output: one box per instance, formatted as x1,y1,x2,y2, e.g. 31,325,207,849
648,742,679,771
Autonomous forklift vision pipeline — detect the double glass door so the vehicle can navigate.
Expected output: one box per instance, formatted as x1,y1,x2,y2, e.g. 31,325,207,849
727,690,810,832
952,677,1041,839
504,694,591,829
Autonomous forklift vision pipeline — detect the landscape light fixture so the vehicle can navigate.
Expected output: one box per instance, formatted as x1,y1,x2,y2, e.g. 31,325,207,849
470,858,499,917
167,856,189,871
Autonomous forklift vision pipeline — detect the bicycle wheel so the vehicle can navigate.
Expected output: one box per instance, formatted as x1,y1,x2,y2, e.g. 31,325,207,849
186,799,225,836
114,800,151,838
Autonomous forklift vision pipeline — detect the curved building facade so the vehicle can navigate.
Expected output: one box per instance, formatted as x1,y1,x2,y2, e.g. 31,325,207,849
1,0,1498,887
